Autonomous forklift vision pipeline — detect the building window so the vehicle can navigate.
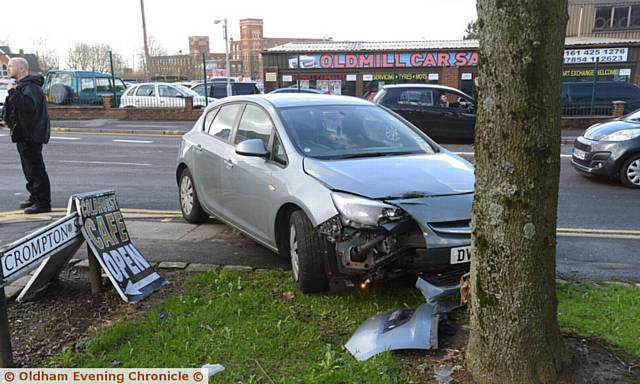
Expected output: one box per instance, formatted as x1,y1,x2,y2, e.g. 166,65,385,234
1,64,7,78
594,5,640,30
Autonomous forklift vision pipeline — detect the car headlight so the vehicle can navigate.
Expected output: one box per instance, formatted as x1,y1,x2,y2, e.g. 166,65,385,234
599,129,640,142
331,192,406,228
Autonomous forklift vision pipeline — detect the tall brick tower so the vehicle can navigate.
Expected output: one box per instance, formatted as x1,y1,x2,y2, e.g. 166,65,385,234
189,36,210,57
238,19,264,80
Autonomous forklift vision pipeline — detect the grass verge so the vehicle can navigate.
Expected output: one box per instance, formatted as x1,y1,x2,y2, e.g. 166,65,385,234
557,282,640,356
50,271,640,382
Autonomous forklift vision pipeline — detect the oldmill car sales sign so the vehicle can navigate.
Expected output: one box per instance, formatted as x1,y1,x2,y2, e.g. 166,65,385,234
72,190,167,303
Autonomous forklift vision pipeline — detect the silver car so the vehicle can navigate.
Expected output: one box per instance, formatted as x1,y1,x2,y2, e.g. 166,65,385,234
176,95,474,293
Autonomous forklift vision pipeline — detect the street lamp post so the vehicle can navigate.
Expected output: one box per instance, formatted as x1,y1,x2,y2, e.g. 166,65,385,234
214,18,232,97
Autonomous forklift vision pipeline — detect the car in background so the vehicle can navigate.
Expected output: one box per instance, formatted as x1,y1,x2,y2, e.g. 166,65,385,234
176,94,474,293
572,109,640,188
373,84,476,143
43,70,127,105
119,82,210,109
562,81,640,115
190,81,260,99
0,79,12,122
269,87,326,94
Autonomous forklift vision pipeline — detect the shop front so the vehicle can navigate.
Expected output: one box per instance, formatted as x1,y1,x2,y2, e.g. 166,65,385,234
262,39,640,98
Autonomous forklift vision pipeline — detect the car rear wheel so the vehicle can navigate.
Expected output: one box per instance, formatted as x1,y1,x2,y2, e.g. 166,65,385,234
179,168,209,223
620,154,640,189
289,210,328,293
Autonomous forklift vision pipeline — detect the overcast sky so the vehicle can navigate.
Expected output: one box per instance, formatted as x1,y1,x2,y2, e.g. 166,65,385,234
1,0,477,68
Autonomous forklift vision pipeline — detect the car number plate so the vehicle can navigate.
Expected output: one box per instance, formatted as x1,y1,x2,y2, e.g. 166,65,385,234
573,148,587,160
450,246,471,264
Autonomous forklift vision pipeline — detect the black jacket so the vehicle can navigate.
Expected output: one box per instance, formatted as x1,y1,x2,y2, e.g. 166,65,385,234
3,75,50,144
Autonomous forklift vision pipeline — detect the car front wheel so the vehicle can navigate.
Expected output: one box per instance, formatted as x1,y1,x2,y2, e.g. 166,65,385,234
289,210,328,293
179,168,209,223
620,154,640,189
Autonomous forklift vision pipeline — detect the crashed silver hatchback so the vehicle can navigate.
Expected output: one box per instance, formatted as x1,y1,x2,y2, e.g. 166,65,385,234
176,94,474,293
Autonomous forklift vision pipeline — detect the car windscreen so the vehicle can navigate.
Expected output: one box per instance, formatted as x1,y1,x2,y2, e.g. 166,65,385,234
174,84,200,97
623,109,640,121
278,105,435,160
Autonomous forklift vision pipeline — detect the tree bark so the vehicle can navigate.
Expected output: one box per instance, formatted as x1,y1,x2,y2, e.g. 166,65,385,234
467,1,570,383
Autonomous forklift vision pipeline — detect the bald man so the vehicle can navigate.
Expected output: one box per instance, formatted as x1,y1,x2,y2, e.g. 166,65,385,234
3,57,51,214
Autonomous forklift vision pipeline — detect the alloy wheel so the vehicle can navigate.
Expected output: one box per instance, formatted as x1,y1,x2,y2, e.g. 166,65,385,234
627,159,640,186
290,224,300,281
180,175,194,215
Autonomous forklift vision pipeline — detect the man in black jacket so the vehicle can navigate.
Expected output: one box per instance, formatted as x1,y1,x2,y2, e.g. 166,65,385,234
3,57,51,214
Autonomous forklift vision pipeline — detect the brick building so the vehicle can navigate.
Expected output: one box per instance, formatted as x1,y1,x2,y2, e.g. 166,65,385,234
0,46,41,78
229,18,330,81
262,37,640,96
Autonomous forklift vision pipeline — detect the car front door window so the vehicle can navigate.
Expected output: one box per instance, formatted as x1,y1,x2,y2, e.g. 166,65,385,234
234,104,273,146
136,85,155,97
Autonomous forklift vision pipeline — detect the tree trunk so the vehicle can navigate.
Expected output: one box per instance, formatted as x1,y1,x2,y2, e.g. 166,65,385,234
467,1,570,383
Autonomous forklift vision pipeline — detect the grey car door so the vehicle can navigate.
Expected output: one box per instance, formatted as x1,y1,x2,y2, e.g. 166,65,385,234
223,103,277,243
191,104,243,216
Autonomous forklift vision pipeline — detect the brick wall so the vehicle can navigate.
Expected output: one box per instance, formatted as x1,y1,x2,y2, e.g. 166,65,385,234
441,67,460,88
48,107,202,121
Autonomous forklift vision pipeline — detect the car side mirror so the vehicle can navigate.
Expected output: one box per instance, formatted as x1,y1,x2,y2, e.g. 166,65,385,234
236,139,269,158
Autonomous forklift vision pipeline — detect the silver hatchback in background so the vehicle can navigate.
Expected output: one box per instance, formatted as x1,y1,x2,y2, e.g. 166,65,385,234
176,94,475,293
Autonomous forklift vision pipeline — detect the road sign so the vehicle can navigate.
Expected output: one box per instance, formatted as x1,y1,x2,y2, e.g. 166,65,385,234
72,190,167,303
0,214,82,285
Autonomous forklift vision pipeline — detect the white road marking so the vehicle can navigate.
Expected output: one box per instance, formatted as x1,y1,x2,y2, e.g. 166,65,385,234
60,160,152,166
0,134,8,137
454,152,573,158
113,139,154,144
51,136,80,140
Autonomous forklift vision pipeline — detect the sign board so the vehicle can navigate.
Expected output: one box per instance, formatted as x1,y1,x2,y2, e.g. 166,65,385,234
428,73,439,81
363,74,373,81
265,72,277,82
461,73,473,80
1,214,82,285
564,47,628,64
73,190,167,303
620,68,632,76
346,74,357,81
282,75,293,82
287,51,478,69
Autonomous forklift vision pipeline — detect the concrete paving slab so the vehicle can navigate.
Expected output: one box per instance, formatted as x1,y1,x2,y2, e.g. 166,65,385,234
127,221,195,241
185,263,220,273
5,285,23,300
158,261,188,269
178,224,228,241
224,265,253,273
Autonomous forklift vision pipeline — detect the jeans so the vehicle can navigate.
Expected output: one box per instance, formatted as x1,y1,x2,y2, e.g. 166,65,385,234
17,142,51,208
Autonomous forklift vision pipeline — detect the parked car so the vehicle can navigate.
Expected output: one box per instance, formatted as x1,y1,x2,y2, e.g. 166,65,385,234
190,81,260,99
0,79,12,122
562,81,640,115
373,84,476,143
572,109,640,188
176,94,474,293
119,82,210,109
269,87,326,94
43,70,127,105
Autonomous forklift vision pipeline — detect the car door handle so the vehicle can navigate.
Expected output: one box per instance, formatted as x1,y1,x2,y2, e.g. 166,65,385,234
223,159,234,168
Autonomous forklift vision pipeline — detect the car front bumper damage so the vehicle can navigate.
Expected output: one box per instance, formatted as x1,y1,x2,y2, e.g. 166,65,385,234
317,194,473,289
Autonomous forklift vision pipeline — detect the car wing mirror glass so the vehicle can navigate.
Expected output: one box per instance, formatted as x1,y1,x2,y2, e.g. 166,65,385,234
236,139,269,157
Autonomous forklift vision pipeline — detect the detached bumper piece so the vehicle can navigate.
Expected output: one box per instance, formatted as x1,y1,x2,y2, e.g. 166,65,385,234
345,276,461,361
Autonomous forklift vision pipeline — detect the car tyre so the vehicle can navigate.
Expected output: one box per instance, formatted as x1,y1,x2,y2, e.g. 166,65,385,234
288,210,328,293
620,154,640,189
179,168,209,223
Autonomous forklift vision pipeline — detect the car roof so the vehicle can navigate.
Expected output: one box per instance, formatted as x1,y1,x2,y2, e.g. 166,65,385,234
205,94,373,110
48,70,115,77
380,83,464,93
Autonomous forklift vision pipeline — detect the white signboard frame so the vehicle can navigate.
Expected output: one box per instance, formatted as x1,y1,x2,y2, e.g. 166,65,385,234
564,47,628,64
